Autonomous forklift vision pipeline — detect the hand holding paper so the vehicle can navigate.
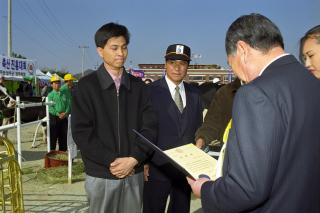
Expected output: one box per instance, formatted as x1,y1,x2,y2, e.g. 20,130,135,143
133,129,217,180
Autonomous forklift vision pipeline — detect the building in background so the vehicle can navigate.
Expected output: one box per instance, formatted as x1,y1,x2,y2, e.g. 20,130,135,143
138,64,234,84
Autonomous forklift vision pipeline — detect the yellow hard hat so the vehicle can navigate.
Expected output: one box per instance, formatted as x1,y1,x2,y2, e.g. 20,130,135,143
64,73,76,81
50,74,61,83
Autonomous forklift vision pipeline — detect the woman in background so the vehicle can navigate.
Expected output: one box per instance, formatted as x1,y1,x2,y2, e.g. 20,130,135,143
299,25,320,79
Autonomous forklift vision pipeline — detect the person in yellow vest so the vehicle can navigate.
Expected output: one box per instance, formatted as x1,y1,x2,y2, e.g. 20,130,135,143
215,119,232,178
48,74,68,151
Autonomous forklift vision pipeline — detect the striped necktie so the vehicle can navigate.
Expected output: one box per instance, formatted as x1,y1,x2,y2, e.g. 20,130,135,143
174,86,183,113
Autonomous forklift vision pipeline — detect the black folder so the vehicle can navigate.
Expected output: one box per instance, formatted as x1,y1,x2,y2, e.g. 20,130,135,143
132,129,196,179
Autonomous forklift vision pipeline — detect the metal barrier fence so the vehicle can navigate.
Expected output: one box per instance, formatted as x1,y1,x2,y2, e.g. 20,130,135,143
0,96,53,166
0,136,24,212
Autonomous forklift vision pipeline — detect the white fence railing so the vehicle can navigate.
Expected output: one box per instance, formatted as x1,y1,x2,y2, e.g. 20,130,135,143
0,96,53,166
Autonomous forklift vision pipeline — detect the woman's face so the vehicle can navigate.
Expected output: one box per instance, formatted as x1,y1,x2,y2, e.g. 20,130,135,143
302,37,320,79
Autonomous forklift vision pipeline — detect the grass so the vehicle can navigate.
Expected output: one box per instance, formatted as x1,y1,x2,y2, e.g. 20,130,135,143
22,160,85,184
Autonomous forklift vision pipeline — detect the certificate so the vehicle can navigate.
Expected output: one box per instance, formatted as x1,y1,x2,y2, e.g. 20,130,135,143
133,129,217,180
164,143,217,180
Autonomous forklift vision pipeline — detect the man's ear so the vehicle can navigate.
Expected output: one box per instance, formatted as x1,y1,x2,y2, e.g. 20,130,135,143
96,47,103,58
236,40,249,64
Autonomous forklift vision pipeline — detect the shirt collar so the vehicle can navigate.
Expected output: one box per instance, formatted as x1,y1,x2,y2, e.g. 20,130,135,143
97,64,130,90
258,53,290,76
165,75,185,94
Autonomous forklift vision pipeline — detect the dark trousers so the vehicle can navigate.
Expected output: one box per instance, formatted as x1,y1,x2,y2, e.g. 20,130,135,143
143,178,191,213
49,115,68,151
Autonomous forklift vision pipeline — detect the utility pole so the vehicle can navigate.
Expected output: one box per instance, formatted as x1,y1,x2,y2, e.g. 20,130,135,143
7,0,12,57
79,45,89,77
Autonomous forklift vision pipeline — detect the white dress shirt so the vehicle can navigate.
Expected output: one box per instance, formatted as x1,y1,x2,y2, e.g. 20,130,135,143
165,76,186,108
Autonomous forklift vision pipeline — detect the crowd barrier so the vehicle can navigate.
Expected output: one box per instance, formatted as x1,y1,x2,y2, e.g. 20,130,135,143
0,96,53,166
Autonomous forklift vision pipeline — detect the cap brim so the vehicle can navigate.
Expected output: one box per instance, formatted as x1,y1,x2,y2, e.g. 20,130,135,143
165,54,190,61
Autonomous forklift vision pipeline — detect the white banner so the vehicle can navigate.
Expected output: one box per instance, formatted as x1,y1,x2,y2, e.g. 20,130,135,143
0,55,36,80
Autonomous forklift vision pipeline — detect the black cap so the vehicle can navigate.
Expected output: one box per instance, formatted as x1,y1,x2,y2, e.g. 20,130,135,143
165,44,191,61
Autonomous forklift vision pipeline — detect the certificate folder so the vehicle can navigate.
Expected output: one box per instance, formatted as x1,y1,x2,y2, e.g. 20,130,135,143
133,129,217,180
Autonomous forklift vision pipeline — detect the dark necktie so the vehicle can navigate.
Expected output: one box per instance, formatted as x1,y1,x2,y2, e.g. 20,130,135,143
174,86,183,113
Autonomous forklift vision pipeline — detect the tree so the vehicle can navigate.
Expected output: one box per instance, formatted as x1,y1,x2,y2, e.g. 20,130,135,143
12,52,27,59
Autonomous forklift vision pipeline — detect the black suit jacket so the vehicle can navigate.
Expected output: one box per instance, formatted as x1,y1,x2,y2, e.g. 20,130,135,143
148,78,203,181
201,55,320,212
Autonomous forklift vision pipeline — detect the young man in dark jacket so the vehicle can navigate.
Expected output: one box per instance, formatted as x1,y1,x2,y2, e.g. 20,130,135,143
71,22,157,213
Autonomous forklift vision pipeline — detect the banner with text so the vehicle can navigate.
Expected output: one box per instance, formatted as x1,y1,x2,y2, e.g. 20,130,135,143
0,55,36,80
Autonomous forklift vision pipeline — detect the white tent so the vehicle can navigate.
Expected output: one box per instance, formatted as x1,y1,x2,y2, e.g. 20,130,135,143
46,71,52,77
36,69,51,87
36,69,50,80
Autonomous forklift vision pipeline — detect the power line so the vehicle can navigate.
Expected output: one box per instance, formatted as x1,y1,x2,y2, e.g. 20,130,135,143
12,21,67,63
39,0,79,47
17,0,72,48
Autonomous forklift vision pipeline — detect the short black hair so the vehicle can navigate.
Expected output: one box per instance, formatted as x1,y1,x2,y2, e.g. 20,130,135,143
225,13,284,55
299,25,320,63
94,22,130,48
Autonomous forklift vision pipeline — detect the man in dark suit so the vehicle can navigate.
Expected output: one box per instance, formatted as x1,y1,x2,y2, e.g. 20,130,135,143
188,13,320,212
143,44,203,213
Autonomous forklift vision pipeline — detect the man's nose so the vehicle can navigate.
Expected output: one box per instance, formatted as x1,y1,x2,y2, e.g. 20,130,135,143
117,48,125,56
304,57,311,68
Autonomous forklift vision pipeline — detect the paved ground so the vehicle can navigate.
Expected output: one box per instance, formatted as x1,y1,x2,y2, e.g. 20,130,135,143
4,124,203,213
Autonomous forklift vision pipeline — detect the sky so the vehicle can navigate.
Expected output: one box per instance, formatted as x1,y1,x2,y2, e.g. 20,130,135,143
0,0,319,74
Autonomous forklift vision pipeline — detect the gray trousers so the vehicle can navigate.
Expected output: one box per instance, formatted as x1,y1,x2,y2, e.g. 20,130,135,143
85,173,143,213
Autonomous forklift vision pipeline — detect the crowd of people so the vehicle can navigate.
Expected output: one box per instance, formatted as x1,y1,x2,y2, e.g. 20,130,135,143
0,72,77,150
40,13,320,213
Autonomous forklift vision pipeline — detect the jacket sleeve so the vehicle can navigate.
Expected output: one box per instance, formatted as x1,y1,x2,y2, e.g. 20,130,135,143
130,84,157,164
195,87,232,144
201,85,283,212
71,82,117,167
48,93,59,116
64,89,72,115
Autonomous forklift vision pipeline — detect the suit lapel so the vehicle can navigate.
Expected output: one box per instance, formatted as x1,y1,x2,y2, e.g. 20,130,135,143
180,83,192,136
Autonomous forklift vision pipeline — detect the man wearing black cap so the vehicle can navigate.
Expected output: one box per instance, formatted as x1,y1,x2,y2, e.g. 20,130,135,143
143,44,203,213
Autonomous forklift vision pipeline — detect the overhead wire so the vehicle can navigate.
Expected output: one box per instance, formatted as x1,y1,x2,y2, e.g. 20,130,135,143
39,0,79,47
14,0,93,72
17,0,72,48
12,21,67,63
